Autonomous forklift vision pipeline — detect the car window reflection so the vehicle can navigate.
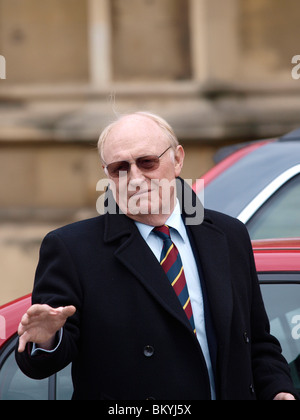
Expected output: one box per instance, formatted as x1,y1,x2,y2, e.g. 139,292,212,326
0,336,73,400
260,283,300,392
0,345,48,400
247,174,300,240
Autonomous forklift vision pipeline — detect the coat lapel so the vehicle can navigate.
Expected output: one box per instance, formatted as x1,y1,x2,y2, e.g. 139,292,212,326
103,211,195,335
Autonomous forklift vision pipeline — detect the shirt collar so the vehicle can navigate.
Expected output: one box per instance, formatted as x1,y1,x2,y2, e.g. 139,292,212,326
135,199,187,243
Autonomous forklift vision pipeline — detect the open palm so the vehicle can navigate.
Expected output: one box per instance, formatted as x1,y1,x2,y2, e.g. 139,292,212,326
18,304,76,352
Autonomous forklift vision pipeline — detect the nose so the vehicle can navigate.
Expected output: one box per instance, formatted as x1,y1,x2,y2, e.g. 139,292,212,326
128,162,145,181
127,163,148,194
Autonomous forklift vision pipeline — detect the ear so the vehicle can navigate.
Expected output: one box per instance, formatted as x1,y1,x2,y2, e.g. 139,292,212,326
103,166,109,177
174,145,185,177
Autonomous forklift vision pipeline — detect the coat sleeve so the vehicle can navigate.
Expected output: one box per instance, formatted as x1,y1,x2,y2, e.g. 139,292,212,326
15,231,82,380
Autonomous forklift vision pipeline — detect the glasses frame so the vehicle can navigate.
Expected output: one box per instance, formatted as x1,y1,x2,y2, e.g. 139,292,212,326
104,146,173,179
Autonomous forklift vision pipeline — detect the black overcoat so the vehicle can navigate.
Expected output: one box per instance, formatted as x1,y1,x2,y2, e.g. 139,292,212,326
16,181,297,400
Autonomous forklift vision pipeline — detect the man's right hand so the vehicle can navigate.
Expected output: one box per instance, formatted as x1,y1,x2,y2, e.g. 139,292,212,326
17,304,76,353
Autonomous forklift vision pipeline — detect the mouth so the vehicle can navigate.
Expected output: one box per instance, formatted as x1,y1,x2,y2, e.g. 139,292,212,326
130,189,151,199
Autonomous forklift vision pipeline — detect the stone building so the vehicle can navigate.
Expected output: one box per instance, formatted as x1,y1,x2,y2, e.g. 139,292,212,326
0,0,300,303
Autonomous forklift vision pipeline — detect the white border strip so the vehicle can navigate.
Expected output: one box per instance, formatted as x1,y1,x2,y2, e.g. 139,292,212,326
238,164,300,224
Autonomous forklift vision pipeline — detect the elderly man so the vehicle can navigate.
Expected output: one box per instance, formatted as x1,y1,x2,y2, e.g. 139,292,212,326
16,112,297,400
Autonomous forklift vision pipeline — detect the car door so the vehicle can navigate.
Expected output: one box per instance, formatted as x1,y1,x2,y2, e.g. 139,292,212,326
259,272,300,393
0,335,73,400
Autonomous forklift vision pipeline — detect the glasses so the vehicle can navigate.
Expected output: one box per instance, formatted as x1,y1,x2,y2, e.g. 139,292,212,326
105,146,173,179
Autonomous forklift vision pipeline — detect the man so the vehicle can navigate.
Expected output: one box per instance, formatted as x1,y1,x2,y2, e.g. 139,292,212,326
16,112,297,400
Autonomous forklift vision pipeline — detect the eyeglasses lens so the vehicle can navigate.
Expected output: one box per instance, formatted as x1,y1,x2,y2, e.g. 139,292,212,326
136,156,159,171
107,161,130,178
107,156,160,178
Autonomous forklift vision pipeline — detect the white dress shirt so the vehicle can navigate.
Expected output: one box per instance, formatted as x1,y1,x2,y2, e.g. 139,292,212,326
135,200,216,399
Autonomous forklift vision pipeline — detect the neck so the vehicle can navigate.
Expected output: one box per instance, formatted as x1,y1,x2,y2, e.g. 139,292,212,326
127,213,172,227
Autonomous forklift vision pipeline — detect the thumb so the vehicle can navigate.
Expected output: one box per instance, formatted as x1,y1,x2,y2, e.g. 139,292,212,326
61,306,76,318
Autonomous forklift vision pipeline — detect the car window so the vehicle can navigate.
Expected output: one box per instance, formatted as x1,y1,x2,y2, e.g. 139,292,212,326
0,338,49,400
247,174,300,239
260,283,300,392
0,336,73,400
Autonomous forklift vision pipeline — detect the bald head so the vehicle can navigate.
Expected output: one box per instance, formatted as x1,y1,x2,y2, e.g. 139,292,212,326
98,112,179,163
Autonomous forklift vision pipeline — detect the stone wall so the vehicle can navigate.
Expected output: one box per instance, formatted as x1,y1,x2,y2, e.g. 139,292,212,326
0,0,89,83
111,0,191,81
239,0,300,80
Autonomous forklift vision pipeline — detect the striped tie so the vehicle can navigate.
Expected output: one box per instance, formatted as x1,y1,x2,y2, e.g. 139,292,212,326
153,225,196,334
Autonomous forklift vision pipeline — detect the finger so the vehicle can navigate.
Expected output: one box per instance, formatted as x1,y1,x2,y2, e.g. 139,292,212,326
18,332,30,353
18,339,25,353
54,306,76,317
18,321,26,336
274,393,296,400
62,306,76,318
284,394,296,400
26,304,51,317
20,312,29,326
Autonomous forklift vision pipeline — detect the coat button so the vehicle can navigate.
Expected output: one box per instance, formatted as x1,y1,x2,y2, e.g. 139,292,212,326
244,332,250,344
249,384,255,394
144,345,155,357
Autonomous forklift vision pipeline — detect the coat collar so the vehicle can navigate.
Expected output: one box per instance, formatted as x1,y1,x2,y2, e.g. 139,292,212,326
103,177,207,242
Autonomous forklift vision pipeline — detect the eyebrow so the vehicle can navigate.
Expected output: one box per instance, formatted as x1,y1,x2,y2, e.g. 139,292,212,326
104,150,161,166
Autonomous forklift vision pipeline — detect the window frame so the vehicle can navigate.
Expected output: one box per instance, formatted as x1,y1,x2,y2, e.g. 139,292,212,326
258,272,300,284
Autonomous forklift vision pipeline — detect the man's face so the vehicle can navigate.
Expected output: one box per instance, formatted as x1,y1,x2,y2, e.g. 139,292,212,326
102,115,184,225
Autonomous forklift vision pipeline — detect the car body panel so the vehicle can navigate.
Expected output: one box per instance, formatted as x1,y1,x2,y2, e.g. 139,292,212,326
0,295,31,348
201,141,300,219
253,239,300,272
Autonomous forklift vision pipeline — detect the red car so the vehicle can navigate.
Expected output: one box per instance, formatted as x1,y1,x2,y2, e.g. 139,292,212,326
0,238,299,399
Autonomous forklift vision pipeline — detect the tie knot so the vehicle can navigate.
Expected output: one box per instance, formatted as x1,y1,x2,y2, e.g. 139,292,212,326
153,225,171,241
